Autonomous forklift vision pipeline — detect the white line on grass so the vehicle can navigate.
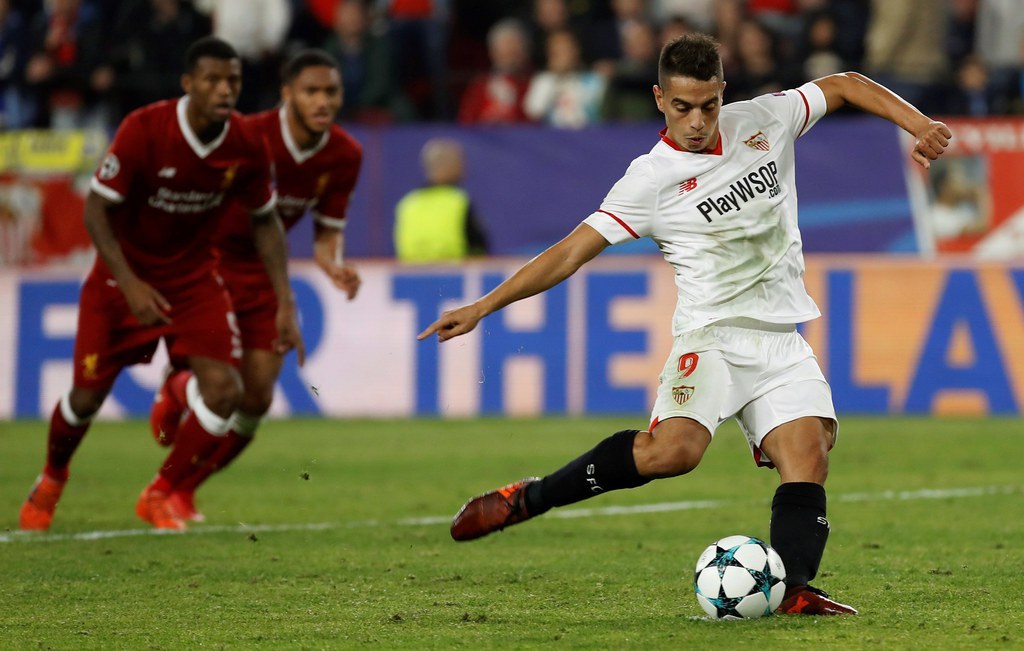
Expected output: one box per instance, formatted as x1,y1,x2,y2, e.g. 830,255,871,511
2,484,1019,545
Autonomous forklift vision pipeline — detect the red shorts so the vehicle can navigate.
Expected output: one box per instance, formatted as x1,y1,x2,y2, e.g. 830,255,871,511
218,263,278,353
72,270,242,389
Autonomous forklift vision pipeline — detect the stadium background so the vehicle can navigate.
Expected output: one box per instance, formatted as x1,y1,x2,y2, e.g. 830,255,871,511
2,0,1024,421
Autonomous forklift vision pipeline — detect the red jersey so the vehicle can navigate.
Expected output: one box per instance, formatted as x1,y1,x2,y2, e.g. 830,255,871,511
89,97,275,294
214,107,363,274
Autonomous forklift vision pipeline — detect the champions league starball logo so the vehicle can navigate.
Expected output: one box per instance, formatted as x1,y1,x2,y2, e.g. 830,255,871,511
98,154,120,180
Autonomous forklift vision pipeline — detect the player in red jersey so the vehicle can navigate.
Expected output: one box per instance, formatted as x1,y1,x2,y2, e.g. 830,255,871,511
18,37,304,532
149,49,363,522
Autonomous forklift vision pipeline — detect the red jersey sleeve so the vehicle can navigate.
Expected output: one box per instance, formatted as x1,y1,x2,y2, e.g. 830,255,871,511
313,144,363,230
90,111,148,203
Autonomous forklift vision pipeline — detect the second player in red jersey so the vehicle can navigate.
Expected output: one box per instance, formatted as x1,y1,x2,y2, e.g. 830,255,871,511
19,37,304,533
151,50,364,522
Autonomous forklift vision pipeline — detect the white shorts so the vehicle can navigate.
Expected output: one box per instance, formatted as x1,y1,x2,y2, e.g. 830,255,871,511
650,317,838,467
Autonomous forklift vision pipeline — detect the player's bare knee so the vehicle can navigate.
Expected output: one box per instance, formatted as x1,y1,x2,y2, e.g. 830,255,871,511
195,370,243,417
207,382,242,416
636,430,707,478
68,388,105,419
239,388,273,417
770,435,830,483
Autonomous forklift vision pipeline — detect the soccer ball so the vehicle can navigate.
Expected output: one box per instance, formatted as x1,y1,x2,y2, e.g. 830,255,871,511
693,535,787,620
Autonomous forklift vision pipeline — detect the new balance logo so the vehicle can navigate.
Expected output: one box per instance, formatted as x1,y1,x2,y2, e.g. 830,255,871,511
158,167,177,178
678,177,698,195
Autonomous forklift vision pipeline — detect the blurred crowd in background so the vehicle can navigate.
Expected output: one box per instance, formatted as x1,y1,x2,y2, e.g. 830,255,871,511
1,0,1022,131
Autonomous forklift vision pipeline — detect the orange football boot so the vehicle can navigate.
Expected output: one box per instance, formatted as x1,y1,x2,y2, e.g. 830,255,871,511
170,491,205,523
19,473,67,531
136,486,186,531
450,478,539,541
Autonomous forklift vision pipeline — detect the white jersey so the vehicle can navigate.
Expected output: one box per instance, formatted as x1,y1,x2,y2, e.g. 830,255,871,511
584,81,829,335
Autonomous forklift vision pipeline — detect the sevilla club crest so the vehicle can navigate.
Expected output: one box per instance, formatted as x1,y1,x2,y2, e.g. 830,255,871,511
672,385,695,405
743,130,770,152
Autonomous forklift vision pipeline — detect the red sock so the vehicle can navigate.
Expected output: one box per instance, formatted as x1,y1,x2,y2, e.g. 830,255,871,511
176,431,253,492
166,369,190,405
45,401,91,481
155,411,224,488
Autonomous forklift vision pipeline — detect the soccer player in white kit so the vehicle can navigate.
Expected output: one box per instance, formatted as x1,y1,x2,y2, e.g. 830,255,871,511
419,33,952,615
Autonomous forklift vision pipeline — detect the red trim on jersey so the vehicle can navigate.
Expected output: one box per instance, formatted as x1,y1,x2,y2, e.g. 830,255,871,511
659,128,723,155
597,209,640,239
659,128,683,150
795,88,811,137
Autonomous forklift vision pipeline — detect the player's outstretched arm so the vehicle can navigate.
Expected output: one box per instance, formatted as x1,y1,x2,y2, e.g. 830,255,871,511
418,223,609,342
313,226,360,300
812,72,952,169
250,210,306,365
83,191,171,325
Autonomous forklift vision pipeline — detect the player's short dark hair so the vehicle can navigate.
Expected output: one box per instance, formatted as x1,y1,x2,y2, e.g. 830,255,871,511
281,49,340,83
183,37,239,73
659,33,723,86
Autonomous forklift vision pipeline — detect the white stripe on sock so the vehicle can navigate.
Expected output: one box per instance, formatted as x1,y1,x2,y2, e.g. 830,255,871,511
185,376,231,436
59,391,93,426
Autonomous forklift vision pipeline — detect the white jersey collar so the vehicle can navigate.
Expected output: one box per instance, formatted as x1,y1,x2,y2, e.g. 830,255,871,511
279,105,329,164
177,96,229,159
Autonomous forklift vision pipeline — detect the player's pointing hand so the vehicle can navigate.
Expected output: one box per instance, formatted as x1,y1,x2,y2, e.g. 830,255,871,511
911,120,952,170
418,304,485,342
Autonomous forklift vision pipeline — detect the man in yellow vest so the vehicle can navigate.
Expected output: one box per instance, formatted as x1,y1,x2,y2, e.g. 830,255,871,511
394,138,489,262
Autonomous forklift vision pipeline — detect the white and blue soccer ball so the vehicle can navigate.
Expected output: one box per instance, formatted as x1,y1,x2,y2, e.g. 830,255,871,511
693,535,787,620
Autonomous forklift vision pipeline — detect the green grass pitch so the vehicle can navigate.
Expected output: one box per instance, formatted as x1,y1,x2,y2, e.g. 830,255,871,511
1,416,1022,649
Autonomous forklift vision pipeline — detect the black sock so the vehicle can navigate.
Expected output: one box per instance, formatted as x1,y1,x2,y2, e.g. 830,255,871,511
770,482,829,587
523,429,649,516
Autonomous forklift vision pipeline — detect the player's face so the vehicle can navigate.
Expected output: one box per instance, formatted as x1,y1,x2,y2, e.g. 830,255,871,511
654,75,725,152
283,65,342,135
182,56,242,124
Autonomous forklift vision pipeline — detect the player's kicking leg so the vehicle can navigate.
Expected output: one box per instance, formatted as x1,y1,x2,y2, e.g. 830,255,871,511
169,348,281,521
20,386,108,531
451,419,710,540
758,415,857,615
137,356,242,530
